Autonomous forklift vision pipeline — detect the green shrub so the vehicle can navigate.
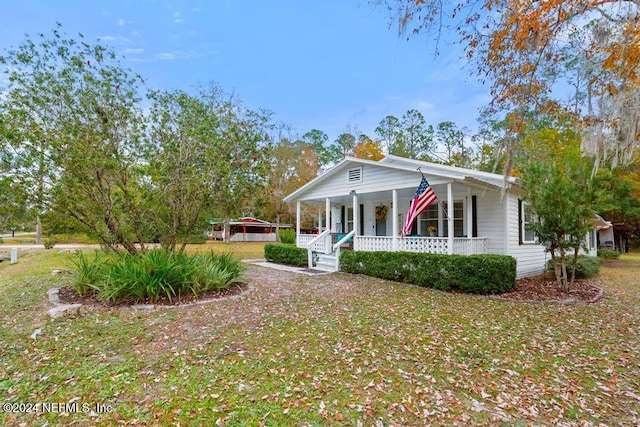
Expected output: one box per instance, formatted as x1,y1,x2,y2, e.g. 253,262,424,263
43,237,57,249
598,249,620,259
69,249,244,303
265,243,310,267
340,251,516,294
278,229,296,244
546,255,602,279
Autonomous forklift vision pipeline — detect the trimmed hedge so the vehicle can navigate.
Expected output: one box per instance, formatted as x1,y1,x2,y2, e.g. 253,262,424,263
597,249,620,259
340,251,516,294
278,229,296,244
547,255,602,279
264,243,309,267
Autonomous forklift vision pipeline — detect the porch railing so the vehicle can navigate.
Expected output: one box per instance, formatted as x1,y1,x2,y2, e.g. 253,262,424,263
355,236,488,255
296,234,317,248
452,237,489,255
296,234,489,256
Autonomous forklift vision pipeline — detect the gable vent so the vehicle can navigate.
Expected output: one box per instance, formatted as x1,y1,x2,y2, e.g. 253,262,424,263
348,167,363,183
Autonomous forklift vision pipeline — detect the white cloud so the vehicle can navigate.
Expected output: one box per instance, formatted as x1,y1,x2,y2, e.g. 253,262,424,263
416,101,435,111
98,35,117,41
156,52,176,60
154,50,197,61
117,19,131,26
121,48,144,55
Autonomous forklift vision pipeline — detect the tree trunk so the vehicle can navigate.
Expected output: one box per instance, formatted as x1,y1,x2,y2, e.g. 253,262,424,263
569,247,579,288
551,247,569,293
223,217,231,244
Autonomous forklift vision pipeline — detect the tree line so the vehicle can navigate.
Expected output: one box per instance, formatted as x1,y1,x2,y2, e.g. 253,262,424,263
0,27,525,244
1,15,639,290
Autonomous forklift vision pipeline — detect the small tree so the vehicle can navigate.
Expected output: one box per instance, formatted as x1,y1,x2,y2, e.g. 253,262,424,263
146,86,225,253
519,126,596,291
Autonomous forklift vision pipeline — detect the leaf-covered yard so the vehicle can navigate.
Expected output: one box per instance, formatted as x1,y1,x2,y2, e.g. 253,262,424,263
1,250,639,426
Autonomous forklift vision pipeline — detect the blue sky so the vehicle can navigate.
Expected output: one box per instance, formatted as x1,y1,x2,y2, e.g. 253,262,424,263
0,0,491,143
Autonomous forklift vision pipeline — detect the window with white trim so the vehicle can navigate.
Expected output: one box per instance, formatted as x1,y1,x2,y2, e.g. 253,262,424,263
346,207,354,232
418,204,439,235
443,201,464,237
521,202,537,243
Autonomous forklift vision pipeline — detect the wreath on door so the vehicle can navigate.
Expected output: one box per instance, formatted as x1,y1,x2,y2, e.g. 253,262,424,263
375,205,388,221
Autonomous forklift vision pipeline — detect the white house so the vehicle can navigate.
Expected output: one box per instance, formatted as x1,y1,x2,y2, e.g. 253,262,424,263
283,155,599,277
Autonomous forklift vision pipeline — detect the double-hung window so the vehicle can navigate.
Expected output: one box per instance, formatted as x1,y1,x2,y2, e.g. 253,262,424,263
521,201,537,243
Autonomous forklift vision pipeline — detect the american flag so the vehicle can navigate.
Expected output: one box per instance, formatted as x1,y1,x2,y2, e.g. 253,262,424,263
402,175,437,236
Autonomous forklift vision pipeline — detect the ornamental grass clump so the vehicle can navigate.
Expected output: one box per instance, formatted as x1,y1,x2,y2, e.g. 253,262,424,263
187,252,244,294
70,251,110,296
70,249,244,303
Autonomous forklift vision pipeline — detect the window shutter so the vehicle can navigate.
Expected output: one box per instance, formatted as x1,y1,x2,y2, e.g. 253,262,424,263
518,199,523,245
472,195,478,237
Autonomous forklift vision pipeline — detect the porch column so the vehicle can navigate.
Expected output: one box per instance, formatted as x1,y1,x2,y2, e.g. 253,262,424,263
325,197,331,232
447,182,454,254
296,201,301,243
351,191,358,236
392,189,398,251
466,187,473,238
318,204,323,232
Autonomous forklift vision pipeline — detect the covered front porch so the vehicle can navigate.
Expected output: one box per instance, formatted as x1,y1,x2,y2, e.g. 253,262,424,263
291,179,489,271
282,155,514,272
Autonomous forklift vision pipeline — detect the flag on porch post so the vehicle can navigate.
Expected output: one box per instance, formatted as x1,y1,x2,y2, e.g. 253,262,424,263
402,175,437,236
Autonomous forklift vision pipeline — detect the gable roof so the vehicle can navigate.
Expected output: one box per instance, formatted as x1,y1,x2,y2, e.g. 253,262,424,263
380,154,518,188
283,154,518,203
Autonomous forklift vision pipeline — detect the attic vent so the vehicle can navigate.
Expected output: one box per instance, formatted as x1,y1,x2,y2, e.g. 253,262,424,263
348,167,363,183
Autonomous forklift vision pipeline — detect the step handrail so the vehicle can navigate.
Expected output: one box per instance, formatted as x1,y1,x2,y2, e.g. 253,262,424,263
332,230,355,251
332,230,356,271
307,229,331,268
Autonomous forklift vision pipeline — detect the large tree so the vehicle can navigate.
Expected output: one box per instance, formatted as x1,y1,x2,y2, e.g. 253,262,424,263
382,0,640,169
374,110,434,159
147,85,270,246
0,26,148,254
302,128,339,168
0,27,270,251
263,135,319,226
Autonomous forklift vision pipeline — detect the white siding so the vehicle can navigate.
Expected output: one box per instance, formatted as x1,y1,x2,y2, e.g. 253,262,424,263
474,190,506,255
297,164,443,201
505,193,548,278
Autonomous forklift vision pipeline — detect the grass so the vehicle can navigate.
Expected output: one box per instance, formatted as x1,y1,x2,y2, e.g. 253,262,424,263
0,240,268,260
1,249,639,426
184,241,267,259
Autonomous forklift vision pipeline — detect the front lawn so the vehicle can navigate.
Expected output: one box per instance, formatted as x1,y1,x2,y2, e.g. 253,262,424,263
1,250,638,426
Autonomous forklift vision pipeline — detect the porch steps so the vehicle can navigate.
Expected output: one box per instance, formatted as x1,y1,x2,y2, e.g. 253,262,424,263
315,253,339,272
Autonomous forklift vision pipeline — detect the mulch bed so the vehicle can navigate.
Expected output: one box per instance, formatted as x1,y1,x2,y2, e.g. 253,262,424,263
56,270,603,308
501,273,602,303
57,282,248,307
